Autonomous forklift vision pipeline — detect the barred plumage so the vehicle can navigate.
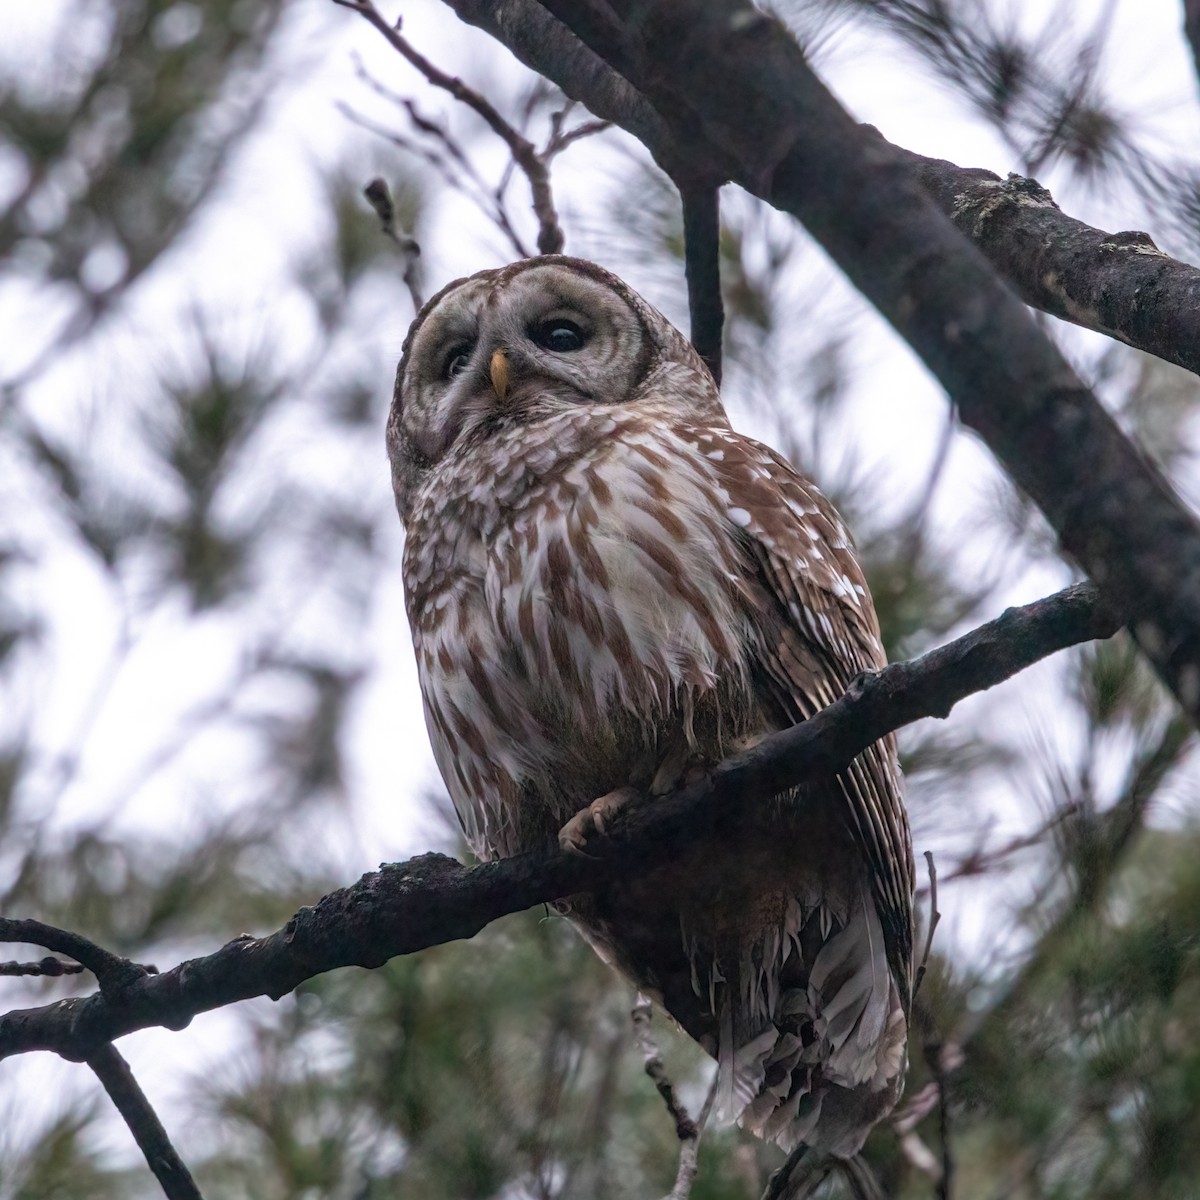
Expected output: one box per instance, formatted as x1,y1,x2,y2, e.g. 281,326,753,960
389,255,915,1157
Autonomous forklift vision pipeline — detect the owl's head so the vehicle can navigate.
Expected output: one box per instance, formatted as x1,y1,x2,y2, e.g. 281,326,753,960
387,255,719,518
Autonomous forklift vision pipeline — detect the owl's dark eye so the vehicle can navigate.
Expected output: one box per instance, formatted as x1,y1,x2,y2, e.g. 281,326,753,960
443,343,473,379
532,320,585,353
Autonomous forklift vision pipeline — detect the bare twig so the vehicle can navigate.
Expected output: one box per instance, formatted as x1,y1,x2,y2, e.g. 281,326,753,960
339,101,531,257
87,1043,204,1200
631,993,717,1198
891,1080,943,1183
363,177,424,310
670,1074,718,1200
632,992,697,1142
912,850,941,1001
547,115,611,154
907,996,963,1200
0,957,85,978
350,52,535,244
933,802,1081,886
0,918,155,994
335,0,567,253
923,1040,958,1200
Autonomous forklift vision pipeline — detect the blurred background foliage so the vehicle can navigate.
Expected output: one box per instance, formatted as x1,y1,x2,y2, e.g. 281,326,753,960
1,0,1199,1197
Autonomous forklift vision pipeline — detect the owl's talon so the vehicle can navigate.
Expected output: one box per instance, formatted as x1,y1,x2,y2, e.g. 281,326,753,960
561,839,601,860
558,786,639,856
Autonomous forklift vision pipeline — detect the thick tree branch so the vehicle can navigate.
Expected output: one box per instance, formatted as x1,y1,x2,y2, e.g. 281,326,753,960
890,143,1200,379
439,0,1200,726
0,582,1121,1064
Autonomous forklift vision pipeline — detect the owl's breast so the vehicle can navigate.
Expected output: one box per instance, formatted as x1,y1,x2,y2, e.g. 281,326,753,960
404,412,759,856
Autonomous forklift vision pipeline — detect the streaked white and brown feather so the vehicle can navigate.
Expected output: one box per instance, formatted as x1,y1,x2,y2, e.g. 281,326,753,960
393,256,914,1157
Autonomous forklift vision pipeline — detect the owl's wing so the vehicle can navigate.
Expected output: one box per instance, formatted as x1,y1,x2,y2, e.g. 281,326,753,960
692,425,915,996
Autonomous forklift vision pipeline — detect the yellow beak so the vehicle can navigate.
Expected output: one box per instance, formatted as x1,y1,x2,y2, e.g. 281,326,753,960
490,349,510,400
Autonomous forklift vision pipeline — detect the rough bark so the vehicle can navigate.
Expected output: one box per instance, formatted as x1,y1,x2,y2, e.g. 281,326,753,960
0,582,1120,1063
891,143,1200,379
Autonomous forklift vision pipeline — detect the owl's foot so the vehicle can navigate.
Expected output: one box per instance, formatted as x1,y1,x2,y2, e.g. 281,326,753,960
558,786,639,857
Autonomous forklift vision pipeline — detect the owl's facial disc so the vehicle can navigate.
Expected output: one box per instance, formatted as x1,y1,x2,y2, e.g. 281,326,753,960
400,262,652,469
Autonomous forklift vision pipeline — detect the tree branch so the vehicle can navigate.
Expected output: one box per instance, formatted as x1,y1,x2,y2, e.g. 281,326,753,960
0,582,1121,1064
679,181,724,385
631,993,716,1199
890,141,1200,379
0,918,155,992
438,0,1200,379
0,956,85,978
632,992,697,1142
363,176,424,311
87,1043,204,1200
337,0,565,253
449,0,1200,727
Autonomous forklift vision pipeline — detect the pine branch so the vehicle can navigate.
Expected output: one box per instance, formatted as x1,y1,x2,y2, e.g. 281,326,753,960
0,581,1121,1064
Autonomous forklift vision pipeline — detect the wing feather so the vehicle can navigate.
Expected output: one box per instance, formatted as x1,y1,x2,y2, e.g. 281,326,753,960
691,425,916,997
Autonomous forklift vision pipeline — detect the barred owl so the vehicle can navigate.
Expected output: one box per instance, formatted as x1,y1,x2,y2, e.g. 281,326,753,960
389,256,914,1157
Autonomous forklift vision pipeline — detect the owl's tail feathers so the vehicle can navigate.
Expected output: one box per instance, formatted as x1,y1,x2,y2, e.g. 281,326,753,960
735,891,907,1158
764,1147,884,1200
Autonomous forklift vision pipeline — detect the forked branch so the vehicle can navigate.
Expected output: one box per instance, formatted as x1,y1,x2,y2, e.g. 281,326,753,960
337,0,607,256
